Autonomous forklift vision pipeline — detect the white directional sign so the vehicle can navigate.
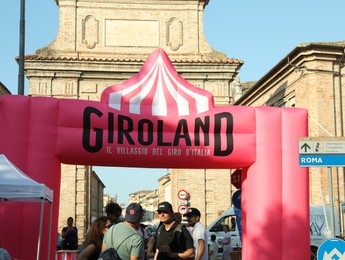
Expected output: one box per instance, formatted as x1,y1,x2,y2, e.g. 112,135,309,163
179,200,188,205
299,137,345,167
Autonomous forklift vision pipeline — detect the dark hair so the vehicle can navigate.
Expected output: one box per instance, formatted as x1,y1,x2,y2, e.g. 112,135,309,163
105,202,122,216
83,216,110,249
211,234,216,241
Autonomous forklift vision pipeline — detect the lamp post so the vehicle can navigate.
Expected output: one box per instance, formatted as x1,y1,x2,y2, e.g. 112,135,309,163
18,0,25,95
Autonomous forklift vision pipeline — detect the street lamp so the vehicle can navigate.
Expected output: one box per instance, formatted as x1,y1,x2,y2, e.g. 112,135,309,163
18,0,25,95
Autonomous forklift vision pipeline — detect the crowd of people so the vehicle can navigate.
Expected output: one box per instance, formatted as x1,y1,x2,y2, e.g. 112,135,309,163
58,201,233,260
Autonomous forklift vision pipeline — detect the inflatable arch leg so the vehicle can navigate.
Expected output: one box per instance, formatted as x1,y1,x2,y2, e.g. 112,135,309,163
242,107,309,260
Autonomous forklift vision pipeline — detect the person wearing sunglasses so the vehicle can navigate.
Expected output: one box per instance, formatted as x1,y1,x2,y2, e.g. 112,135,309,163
154,202,194,260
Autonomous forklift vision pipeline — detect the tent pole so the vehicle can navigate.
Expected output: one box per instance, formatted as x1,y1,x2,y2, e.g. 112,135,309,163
37,200,44,260
47,201,53,259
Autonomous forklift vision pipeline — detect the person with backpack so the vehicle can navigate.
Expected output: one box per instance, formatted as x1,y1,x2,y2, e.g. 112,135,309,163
154,202,194,260
101,203,144,259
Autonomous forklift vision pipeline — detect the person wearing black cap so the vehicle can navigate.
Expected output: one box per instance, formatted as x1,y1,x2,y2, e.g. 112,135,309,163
101,203,144,259
186,208,208,260
154,201,194,260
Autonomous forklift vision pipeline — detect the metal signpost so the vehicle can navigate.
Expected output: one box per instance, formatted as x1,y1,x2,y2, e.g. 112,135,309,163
177,189,189,221
299,137,345,238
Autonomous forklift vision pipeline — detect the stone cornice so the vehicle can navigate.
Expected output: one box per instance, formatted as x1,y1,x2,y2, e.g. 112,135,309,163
23,54,243,65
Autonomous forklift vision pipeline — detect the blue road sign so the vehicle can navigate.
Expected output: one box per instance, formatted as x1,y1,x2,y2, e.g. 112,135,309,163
299,154,345,167
232,189,241,209
317,238,345,260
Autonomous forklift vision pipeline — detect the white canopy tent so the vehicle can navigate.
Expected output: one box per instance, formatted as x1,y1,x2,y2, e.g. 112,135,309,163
0,154,53,260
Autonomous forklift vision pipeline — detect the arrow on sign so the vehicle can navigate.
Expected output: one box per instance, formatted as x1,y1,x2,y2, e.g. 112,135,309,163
301,143,311,152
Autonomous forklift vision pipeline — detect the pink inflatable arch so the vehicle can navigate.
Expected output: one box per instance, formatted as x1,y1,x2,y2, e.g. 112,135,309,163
0,49,309,259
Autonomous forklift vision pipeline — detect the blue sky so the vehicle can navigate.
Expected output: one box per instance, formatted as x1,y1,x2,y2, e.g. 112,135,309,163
1,0,344,204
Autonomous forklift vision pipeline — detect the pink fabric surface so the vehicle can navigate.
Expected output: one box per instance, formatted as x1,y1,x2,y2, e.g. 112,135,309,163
0,49,309,259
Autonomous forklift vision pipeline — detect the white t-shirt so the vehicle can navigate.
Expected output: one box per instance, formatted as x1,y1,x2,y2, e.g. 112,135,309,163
189,222,208,260
222,232,232,252
209,241,219,260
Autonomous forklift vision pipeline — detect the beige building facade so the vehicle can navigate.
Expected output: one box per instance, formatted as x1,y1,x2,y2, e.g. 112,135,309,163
59,165,105,240
235,41,345,233
128,190,159,225
24,0,242,241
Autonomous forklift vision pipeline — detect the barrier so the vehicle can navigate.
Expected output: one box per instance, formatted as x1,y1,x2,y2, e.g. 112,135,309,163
55,250,78,260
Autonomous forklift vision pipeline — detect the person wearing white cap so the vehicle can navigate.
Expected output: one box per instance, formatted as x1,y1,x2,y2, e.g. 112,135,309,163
186,207,208,260
101,203,144,260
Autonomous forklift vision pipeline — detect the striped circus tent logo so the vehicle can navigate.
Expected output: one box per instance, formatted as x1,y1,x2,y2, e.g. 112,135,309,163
101,48,212,117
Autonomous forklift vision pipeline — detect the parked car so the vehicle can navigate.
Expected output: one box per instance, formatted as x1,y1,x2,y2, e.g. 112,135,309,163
206,207,242,253
207,205,342,258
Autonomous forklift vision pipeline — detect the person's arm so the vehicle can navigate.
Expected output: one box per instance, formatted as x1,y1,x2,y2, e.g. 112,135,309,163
153,248,159,260
208,247,213,256
61,227,69,238
221,233,231,246
168,248,194,259
167,225,195,259
195,239,205,260
77,244,95,260
222,235,231,245
147,236,156,258
130,233,144,260
101,242,107,252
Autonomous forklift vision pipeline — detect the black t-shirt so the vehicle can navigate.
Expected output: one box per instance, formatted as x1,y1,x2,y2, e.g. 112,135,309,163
155,222,194,260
